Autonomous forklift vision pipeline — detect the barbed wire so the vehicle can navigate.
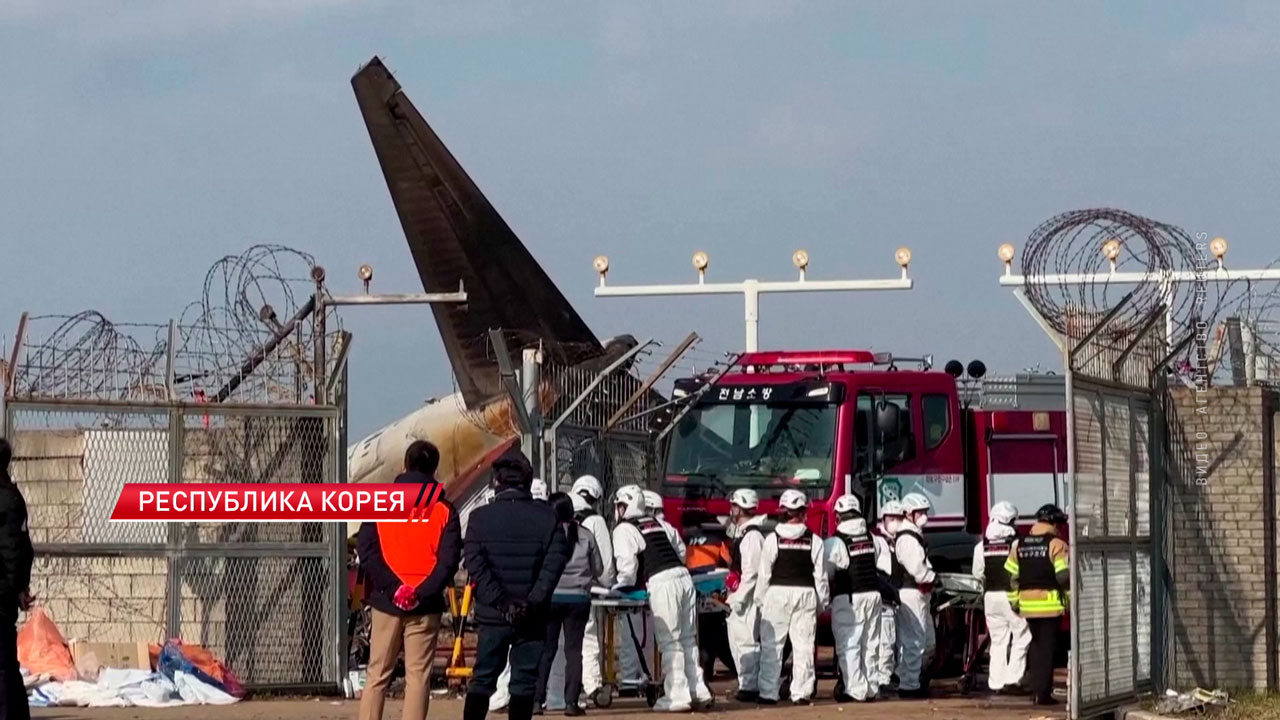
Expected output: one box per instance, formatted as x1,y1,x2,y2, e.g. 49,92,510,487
9,245,342,404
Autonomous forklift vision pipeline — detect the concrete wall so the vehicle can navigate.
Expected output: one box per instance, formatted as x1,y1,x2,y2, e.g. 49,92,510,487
1166,385,1279,691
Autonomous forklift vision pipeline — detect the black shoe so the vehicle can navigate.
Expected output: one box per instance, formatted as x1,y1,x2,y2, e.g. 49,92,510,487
791,698,811,706
564,706,585,717
999,685,1031,697
693,699,716,712
465,694,493,720
735,691,759,703
1033,696,1062,707
758,698,778,706
834,693,855,703
878,685,894,697
510,696,538,720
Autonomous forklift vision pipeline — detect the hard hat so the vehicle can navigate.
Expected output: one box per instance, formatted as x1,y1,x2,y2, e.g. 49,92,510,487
833,494,861,516
642,490,664,514
614,484,647,520
730,488,759,510
779,489,808,511
1035,503,1067,525
571,475,604,502
530,478,548,501
900,493,931,514
878,500,904,519
990,501,1018,525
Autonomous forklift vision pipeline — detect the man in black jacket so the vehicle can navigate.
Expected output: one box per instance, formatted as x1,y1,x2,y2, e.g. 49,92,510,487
0,438,33,720
356,440,461,720
463,447,570,720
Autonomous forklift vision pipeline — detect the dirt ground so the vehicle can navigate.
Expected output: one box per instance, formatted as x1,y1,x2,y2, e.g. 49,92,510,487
30,679,1068,720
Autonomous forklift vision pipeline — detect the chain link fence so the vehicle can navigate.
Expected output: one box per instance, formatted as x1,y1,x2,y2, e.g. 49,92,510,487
5,402,343,690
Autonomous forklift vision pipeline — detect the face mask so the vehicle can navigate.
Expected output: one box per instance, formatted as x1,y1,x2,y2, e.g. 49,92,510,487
914,513,929,529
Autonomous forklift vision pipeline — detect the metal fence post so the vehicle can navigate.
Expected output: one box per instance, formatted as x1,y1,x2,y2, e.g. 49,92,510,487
166,406,185,639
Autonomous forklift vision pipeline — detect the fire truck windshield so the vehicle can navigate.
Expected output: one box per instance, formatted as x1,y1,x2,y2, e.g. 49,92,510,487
663,400,838,500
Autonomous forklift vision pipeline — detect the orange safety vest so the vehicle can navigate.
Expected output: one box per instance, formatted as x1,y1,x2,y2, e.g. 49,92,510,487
686,540,731,573
376,501,452,586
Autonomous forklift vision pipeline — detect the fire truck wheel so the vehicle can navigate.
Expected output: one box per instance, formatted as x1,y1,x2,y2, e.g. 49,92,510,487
593,685,614,708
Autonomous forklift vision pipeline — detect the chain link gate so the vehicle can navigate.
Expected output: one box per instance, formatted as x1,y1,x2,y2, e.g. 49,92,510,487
2,303,348,692
1066,306,1167,718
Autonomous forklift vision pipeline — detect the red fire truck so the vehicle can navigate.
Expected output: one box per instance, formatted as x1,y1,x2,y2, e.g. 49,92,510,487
659,349,1067,575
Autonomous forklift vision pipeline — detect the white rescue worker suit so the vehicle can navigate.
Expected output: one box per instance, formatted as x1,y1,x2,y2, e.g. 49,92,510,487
823,494,884,702
756,489,829,705
634,490,686,687
871,500,902,692
893,493,936,697
972,501,1030,693
612,485,712,712
570,476,617,705
724,489,767,702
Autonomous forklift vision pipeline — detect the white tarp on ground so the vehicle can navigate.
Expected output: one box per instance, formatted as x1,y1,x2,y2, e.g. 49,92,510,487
27,668,238,708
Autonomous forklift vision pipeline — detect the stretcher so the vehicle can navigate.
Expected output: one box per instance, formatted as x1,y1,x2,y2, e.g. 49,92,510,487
935,573,986,693
591,589,661,708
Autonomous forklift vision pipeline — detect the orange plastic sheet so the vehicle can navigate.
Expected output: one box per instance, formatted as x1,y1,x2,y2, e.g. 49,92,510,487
17,607,77,681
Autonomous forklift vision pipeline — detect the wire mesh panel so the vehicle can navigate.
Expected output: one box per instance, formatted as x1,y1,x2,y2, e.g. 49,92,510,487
1069,380,1155,717
178,555,336,687
3,401,342,690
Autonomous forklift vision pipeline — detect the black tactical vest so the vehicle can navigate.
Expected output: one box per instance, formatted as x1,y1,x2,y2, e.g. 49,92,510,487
770,528,815,587
627,516,683,584
1015,534,1057,590
730,525,763,574
890,527,929,589
574,507,597,524
831,531,879,596
982,540,1013,592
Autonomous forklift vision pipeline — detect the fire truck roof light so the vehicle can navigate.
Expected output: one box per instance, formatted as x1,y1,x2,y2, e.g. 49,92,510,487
738,350,877,367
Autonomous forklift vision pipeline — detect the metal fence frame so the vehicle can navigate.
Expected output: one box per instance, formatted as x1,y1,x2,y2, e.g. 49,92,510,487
1064,299,1171,719
2,304,350,692
4,398,346,691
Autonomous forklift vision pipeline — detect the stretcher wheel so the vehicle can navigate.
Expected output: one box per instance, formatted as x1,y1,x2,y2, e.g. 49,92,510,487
593,685,614,708
645,685,659,708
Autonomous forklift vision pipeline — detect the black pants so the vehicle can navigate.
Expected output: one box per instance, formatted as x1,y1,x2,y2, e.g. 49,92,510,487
697,612,735,680
468,621,545,699
1026,617,1059,702
0,612,27,720
535,602,591,708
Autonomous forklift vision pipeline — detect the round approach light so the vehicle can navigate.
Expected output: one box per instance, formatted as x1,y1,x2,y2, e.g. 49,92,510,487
1102,238,1122,262
593,255,610,275
792,249,810,271
692,251,709,271
997,243,1016,264
895,247,912,268
358,264,374,282
1210,236,1228,260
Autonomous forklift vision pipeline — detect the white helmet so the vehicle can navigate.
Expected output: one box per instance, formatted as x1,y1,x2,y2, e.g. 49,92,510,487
900,493,931,514
878,500,904,519
643,490,664,517
833,494,861,516
530,478,548,501
990,501,1018,525
571,475,604,503
779,489,808,511
614,484,647,520
730,488,759,510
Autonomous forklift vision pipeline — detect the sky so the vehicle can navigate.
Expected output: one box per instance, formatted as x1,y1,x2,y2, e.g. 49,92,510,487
2,1,1279,440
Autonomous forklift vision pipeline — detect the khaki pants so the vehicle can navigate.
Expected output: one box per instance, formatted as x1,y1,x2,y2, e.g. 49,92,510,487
359,609,441,720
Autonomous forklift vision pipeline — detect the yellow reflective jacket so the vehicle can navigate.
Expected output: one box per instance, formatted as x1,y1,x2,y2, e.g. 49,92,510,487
1004,522,1069,618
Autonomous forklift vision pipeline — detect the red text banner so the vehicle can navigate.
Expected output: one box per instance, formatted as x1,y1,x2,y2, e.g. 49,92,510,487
109,483,441,523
